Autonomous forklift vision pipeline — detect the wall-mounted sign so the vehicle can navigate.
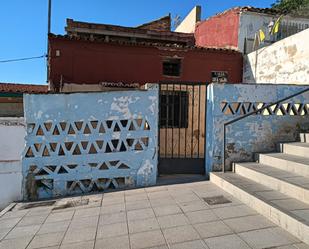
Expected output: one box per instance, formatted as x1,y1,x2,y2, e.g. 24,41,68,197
212,71,228,83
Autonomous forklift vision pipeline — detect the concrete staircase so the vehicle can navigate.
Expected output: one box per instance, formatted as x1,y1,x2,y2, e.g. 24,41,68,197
210,133,309,244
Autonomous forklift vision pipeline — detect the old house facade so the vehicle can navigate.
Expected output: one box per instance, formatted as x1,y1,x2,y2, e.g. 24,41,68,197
48,17,243,92
195,6,309,53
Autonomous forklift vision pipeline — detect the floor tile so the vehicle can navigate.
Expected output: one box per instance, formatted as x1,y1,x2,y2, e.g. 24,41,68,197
204,234,251,249
102,196,125,206
0,181,306,249
212,205,257,220
60,240,94,249
186,210,218,224
130,230,165,249
4,225,40,239
95,234,130,249
0,228,10,240
125,193,148,202
194,221,233,239
162,225,200,244
125,188,146,196
73,207,100,218
178,201,209,213
276,243,309,249
238,227,299,249
45,211,74,223
0,217,22,229
69,215,98,229
172,193,201,203
62,226,96,244
224,214,275,233
169,240,208,249
147,190,171,200
150,197,176,207
292,243,309,249
100,203,125,214
27,232,64,249
0,236,32,249
126,200,151,211
96,222,128,239
127,208,155,221
157,214,189,229
25,208,52,217
17,215,47,227
99,212,126,225
37,220,70,235
128,217,160,234
146,246,168,249
0,210,28,219
153,205,182,217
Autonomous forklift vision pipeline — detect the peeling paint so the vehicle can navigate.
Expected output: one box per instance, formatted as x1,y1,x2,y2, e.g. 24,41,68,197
22,84,159,200
137,159,155,186
244,29,309,84
206,83,309,173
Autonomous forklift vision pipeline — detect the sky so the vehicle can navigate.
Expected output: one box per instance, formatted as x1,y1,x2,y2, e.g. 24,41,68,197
0,0,275,85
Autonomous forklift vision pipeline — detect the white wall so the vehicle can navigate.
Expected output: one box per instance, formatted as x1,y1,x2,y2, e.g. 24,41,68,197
0,118,25,210
175,6,201,33
243,28,309,84
238,12,309,53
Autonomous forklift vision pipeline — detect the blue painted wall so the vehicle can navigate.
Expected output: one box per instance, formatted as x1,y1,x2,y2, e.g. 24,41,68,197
22,84,158,200
206,83,309,172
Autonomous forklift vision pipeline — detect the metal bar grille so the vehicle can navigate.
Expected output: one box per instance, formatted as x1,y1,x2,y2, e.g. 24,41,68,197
158,82,208,175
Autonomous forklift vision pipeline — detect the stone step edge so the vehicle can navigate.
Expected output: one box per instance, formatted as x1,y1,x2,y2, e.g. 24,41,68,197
258,154,309,177
235,163,309,205
210,172,309,245
280,143,309,157
300,133,309,143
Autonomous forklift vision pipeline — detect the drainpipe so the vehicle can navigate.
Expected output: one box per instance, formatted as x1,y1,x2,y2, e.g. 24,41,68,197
47,0,52,86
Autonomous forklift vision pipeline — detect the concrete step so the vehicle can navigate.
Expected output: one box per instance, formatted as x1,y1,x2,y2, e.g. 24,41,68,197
281,142,309,158
235,162,309,205
210,172,309,245
259,153,309,178
300,133,309,143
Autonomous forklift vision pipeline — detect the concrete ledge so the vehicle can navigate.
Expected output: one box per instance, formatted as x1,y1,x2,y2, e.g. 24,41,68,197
259,153,309,178
281,143,309,158
300,133,309,143
0,202,16,217
235,163,309,205
210,172,309,245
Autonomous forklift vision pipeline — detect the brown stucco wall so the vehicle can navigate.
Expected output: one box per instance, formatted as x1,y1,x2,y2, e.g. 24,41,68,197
48,36,243,91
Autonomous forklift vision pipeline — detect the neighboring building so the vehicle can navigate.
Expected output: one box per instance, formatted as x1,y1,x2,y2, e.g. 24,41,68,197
0,83,48,117
243,28,309,84
48,16,243,92
175,6,202,33
195,6,309,54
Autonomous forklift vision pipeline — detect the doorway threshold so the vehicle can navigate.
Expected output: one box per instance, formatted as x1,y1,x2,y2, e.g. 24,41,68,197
157,174,207,186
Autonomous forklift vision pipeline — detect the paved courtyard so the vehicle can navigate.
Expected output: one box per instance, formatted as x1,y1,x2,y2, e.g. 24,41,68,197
0,181,308,249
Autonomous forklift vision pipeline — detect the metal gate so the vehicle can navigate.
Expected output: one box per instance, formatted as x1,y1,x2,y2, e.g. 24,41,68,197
158,82,208,175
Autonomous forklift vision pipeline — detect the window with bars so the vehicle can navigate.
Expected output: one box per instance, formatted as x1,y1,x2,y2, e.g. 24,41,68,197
160,91,188,128
162,58,181,77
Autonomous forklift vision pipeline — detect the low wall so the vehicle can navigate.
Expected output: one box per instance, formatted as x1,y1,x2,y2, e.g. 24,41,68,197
22,84,158,200
243,28,309,84
206,83,309,172
0,118,25,210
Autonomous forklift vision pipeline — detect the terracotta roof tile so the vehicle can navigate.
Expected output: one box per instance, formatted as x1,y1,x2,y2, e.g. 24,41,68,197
0,83,48,94
49,33,240,53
